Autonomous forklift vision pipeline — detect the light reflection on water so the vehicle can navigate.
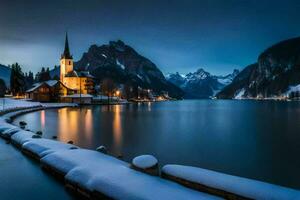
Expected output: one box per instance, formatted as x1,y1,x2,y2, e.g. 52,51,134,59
13,100,300,189
112,105,123,156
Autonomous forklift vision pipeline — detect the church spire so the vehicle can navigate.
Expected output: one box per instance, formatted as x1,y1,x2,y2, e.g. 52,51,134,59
61,32,72,59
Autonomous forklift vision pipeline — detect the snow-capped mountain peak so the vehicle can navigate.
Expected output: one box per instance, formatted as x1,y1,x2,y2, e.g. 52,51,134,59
166,68,239,99
185,68,211,82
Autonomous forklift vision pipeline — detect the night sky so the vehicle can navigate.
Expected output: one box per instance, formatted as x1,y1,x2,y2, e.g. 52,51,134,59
1,0,300,75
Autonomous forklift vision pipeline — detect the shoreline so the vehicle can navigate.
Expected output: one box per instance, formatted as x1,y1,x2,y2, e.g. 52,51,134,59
0,101,300,199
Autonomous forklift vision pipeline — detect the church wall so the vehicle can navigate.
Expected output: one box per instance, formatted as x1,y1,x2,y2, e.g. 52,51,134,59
63,77,92,94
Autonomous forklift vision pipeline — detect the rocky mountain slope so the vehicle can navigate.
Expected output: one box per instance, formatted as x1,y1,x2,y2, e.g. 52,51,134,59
217,37,300,99
73,40,183,98
166,69,239,99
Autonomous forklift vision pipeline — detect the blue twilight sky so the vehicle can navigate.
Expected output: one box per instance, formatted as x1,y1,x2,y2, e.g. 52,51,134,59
1,0,300,75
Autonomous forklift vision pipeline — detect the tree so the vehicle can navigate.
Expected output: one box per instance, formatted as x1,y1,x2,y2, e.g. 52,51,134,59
10,63,26,96
0,79,6,97
36,67,51,82
24,71,34,89
101,78,117,103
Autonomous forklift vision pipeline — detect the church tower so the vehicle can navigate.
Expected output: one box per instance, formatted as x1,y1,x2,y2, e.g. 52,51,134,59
60,33,73,81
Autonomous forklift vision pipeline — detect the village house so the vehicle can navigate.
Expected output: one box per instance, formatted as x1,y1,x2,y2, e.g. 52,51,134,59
26,34,94,103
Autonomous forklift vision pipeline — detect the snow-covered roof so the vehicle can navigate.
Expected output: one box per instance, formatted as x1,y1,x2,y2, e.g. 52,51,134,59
65,70,94,78
26,80,74,93
26,82,45,92
45,80,58,87
26,80,58,93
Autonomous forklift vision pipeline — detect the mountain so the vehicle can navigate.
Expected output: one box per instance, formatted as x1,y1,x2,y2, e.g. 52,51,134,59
0,64,11,88
166,69,239,99
72,40,183,98
217,37,300,99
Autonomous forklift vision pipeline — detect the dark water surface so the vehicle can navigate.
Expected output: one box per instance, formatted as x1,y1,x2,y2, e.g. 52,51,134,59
0,139,73,200
13,100,300,189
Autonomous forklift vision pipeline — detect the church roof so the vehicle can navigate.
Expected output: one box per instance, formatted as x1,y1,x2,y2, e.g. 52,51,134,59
65,70,78,77
26,80,75,93
61,32,73,59
65,70,94,78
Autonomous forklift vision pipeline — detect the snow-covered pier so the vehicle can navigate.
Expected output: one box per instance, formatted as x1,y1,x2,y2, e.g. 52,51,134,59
0,98,300,200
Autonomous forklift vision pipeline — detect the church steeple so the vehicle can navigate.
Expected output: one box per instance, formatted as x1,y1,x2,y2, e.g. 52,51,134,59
61,32,73,59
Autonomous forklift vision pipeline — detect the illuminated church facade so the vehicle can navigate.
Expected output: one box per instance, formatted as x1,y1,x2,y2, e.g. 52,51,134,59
60,33,94,94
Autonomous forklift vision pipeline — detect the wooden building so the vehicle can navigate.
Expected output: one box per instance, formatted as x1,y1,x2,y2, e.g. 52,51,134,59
26,80,74,102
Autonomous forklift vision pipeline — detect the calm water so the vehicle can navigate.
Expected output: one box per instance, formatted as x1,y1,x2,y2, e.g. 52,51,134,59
13,100,300,189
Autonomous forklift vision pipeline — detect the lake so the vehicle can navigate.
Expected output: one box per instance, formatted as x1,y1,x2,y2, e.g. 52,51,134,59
13,100,300,190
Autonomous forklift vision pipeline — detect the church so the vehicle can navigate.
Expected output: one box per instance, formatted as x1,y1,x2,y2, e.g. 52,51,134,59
59,33,94,94
26,34,94,102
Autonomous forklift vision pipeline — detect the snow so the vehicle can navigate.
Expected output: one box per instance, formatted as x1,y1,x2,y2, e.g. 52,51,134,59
26,83,43,92
0,98,41,112
2,106,43,121
93,95,119,101
1,102,76,122
132,155,158,169
217,78,232,85
137,74,143,80
234,88,245,99
45,80,58,87
41,149,128,176
62,94,93,98
11,130,35,146
41,103,77,108
116,59,125,70
68,166,220,200
0,127,21,139
185,69,210,82
162,165,300,200
22,139,78,158
42,150,220,200
285,84,300,96
26,80,58,92
0,121,16,132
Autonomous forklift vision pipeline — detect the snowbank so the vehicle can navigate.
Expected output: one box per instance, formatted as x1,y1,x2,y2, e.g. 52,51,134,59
0,101,77,122
132,155,158,169
11,130,35,147
41,103,77,108
0,121,16,132
42,149,220,200
2,106,43,122
0,127,21,139
41,149,128,176
69,165,220,200
162,165,300,200
22,139,78,159
0,98,41,112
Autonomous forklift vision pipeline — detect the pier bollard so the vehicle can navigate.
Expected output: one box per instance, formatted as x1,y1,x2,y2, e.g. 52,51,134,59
131,155,159,176
32,135,41,139
19,121,27,126
19,121,27,129
36,131,43,135
96,145,108,154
